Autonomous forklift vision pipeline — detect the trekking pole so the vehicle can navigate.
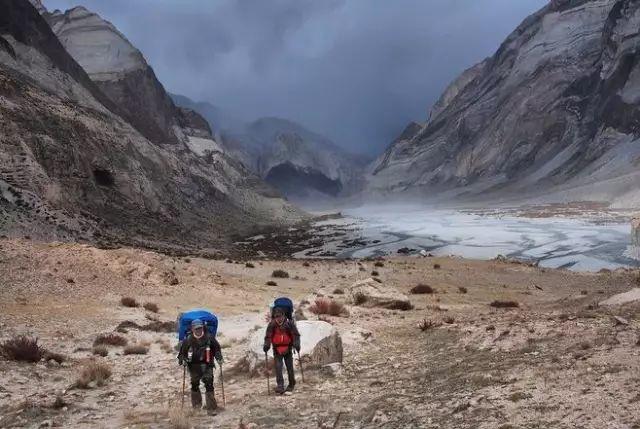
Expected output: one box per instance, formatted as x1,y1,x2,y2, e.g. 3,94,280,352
265,352,270,396
181,364,186,409
219,364,226,407
296,349,305,383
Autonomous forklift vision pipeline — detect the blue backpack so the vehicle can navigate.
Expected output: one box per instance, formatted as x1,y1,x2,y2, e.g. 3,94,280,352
272,297,294,320
177,309,218,341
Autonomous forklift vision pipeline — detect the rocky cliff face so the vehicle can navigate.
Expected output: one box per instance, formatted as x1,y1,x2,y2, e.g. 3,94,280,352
370,0,640,208
45,6,186,145
0,0,303,251
221,118,368,200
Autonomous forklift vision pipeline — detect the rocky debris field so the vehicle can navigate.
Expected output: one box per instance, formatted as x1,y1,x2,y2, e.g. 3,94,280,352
1,238,640,428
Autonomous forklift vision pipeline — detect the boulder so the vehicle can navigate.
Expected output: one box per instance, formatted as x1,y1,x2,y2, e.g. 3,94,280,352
349,278,413,310
238,320,342,375
600,288,640,306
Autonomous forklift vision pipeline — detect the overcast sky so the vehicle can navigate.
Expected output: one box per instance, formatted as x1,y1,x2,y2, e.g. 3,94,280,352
45,0,547,155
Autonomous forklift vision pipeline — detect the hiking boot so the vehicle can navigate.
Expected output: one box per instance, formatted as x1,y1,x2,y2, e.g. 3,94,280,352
274,386,285,395
285,384,295,392
191,391,202,409
204,391,218,415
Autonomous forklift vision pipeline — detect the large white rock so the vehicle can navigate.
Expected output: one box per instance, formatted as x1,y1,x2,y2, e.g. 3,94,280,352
348,278,413,310
240,320,342,375
600,288,640,306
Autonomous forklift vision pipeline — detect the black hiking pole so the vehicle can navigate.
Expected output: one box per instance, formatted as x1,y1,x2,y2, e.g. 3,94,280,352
296,349,305,383
181,364,186,409
265,352,270,396
219,364,226,407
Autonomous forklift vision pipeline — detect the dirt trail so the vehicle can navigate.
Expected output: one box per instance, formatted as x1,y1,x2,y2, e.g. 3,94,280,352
1,238,639,428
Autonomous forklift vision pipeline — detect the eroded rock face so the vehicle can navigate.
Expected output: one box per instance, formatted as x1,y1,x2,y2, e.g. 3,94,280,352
369,0,640,208
240,321,343,374
0,0,304,248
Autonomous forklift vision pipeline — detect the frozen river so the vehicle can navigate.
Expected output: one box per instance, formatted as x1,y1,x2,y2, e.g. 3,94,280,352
299,205,639,272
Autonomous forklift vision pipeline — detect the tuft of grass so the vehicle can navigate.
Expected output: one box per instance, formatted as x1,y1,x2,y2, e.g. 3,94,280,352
266,280,278,286
94,333,128,347
489,300,520,309
309,298,348,317
123,344,149,355
43,351,66,364
245,262,255,268
433,263,441,270
302,262,310,267
418,319,440,332
0,336,45,362
353,292,367,305
120,296,139,308
374,261,384,267
75,361,112,388
410,284,434,294
143,302,159,313
168,406,191,429
458,286,468,294
272,269,289,278
443,316,455,324
386,301,414,311
371,270,379,277
92,345,109,357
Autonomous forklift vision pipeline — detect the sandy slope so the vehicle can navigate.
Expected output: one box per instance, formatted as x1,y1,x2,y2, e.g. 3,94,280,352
0,238,639,428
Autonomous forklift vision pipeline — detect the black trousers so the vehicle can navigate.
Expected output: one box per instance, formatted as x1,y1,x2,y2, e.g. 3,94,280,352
274,350,295,388
189,363,214,392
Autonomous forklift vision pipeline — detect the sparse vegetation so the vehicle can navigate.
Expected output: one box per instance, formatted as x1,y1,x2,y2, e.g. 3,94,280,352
124,344,149,355
245,262,255,268
386,301,414,311
94,333,128,347
143,302,159,313
309,297,349,317
433,263,441,269
266,280,278,286
93,345,109,357
410,284,434,294
120,296,139,308
333,288,344,294
168,406,191,429
272,269,289,278
418,319,440,332
490,300,520,308
443,316,455,324
75,361,112,388
44,351,66,364
302,261,310,267
458,286,468,294
374,261,384,267
373,277,383,283
371,270,379,276
353,292,367,305
0,336,45,362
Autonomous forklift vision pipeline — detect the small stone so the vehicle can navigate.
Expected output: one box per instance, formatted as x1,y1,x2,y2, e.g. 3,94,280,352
613,316,629,326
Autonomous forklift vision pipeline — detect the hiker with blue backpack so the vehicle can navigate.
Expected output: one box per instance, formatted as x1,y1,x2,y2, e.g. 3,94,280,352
263,298,301,394
177,311,223,415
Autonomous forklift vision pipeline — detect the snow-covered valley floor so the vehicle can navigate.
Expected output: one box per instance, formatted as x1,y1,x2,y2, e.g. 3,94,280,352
296,204,639,272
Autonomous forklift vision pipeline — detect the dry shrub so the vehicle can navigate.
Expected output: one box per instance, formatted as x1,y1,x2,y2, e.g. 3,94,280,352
116,320,174,333
490,300,520,309
433,263,441,270
371,270,379,277
75,361,112,388
120,296,139,308
309,298,348,317
51,395,67,410
418,319,440,332
333,288,344,295
0,336,45,362
123,344,149,355
302,262,310,267
43,351,66,364
373,277,383,283
385,301,414,311
272,269,289,278
168,406,191,429
92,345,109,357
245,262,255,268
353,292,367,305
266,280,278,286
410,284,434,294
374,261,384,267
143,302,159,313
443,316,455,324
458,286,468,294
94,333,128,347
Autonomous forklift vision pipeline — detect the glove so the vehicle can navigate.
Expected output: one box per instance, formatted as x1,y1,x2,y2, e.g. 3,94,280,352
295,344,301,353
177,357,184,366
216,356,224,365
263,344,270,353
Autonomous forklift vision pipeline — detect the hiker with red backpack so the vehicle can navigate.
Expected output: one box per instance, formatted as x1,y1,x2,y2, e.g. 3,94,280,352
177,318,223,415
263,301,301,394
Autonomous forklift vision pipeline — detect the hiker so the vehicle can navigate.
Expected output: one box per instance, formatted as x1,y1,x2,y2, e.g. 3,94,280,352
177,319,223,414
263,306,300,394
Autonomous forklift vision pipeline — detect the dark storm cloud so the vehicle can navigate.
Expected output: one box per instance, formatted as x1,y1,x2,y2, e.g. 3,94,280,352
45,0,548,155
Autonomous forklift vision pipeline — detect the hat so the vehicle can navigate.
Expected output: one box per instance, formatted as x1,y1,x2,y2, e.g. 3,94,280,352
191,319,204,329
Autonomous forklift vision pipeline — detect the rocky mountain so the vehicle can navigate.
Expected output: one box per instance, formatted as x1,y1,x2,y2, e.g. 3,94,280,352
369,0,640,208
0,0,304,252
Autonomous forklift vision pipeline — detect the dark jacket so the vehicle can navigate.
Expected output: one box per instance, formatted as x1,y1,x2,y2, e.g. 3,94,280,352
264,319,300,352
178,332,222,366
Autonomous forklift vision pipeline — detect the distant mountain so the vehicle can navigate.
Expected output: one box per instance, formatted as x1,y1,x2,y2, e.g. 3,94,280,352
369,0,640,208
0,0,304,250
169,93,246,137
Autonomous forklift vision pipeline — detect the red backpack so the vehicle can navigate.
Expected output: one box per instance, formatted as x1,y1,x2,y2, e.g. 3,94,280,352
272,325,292,355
